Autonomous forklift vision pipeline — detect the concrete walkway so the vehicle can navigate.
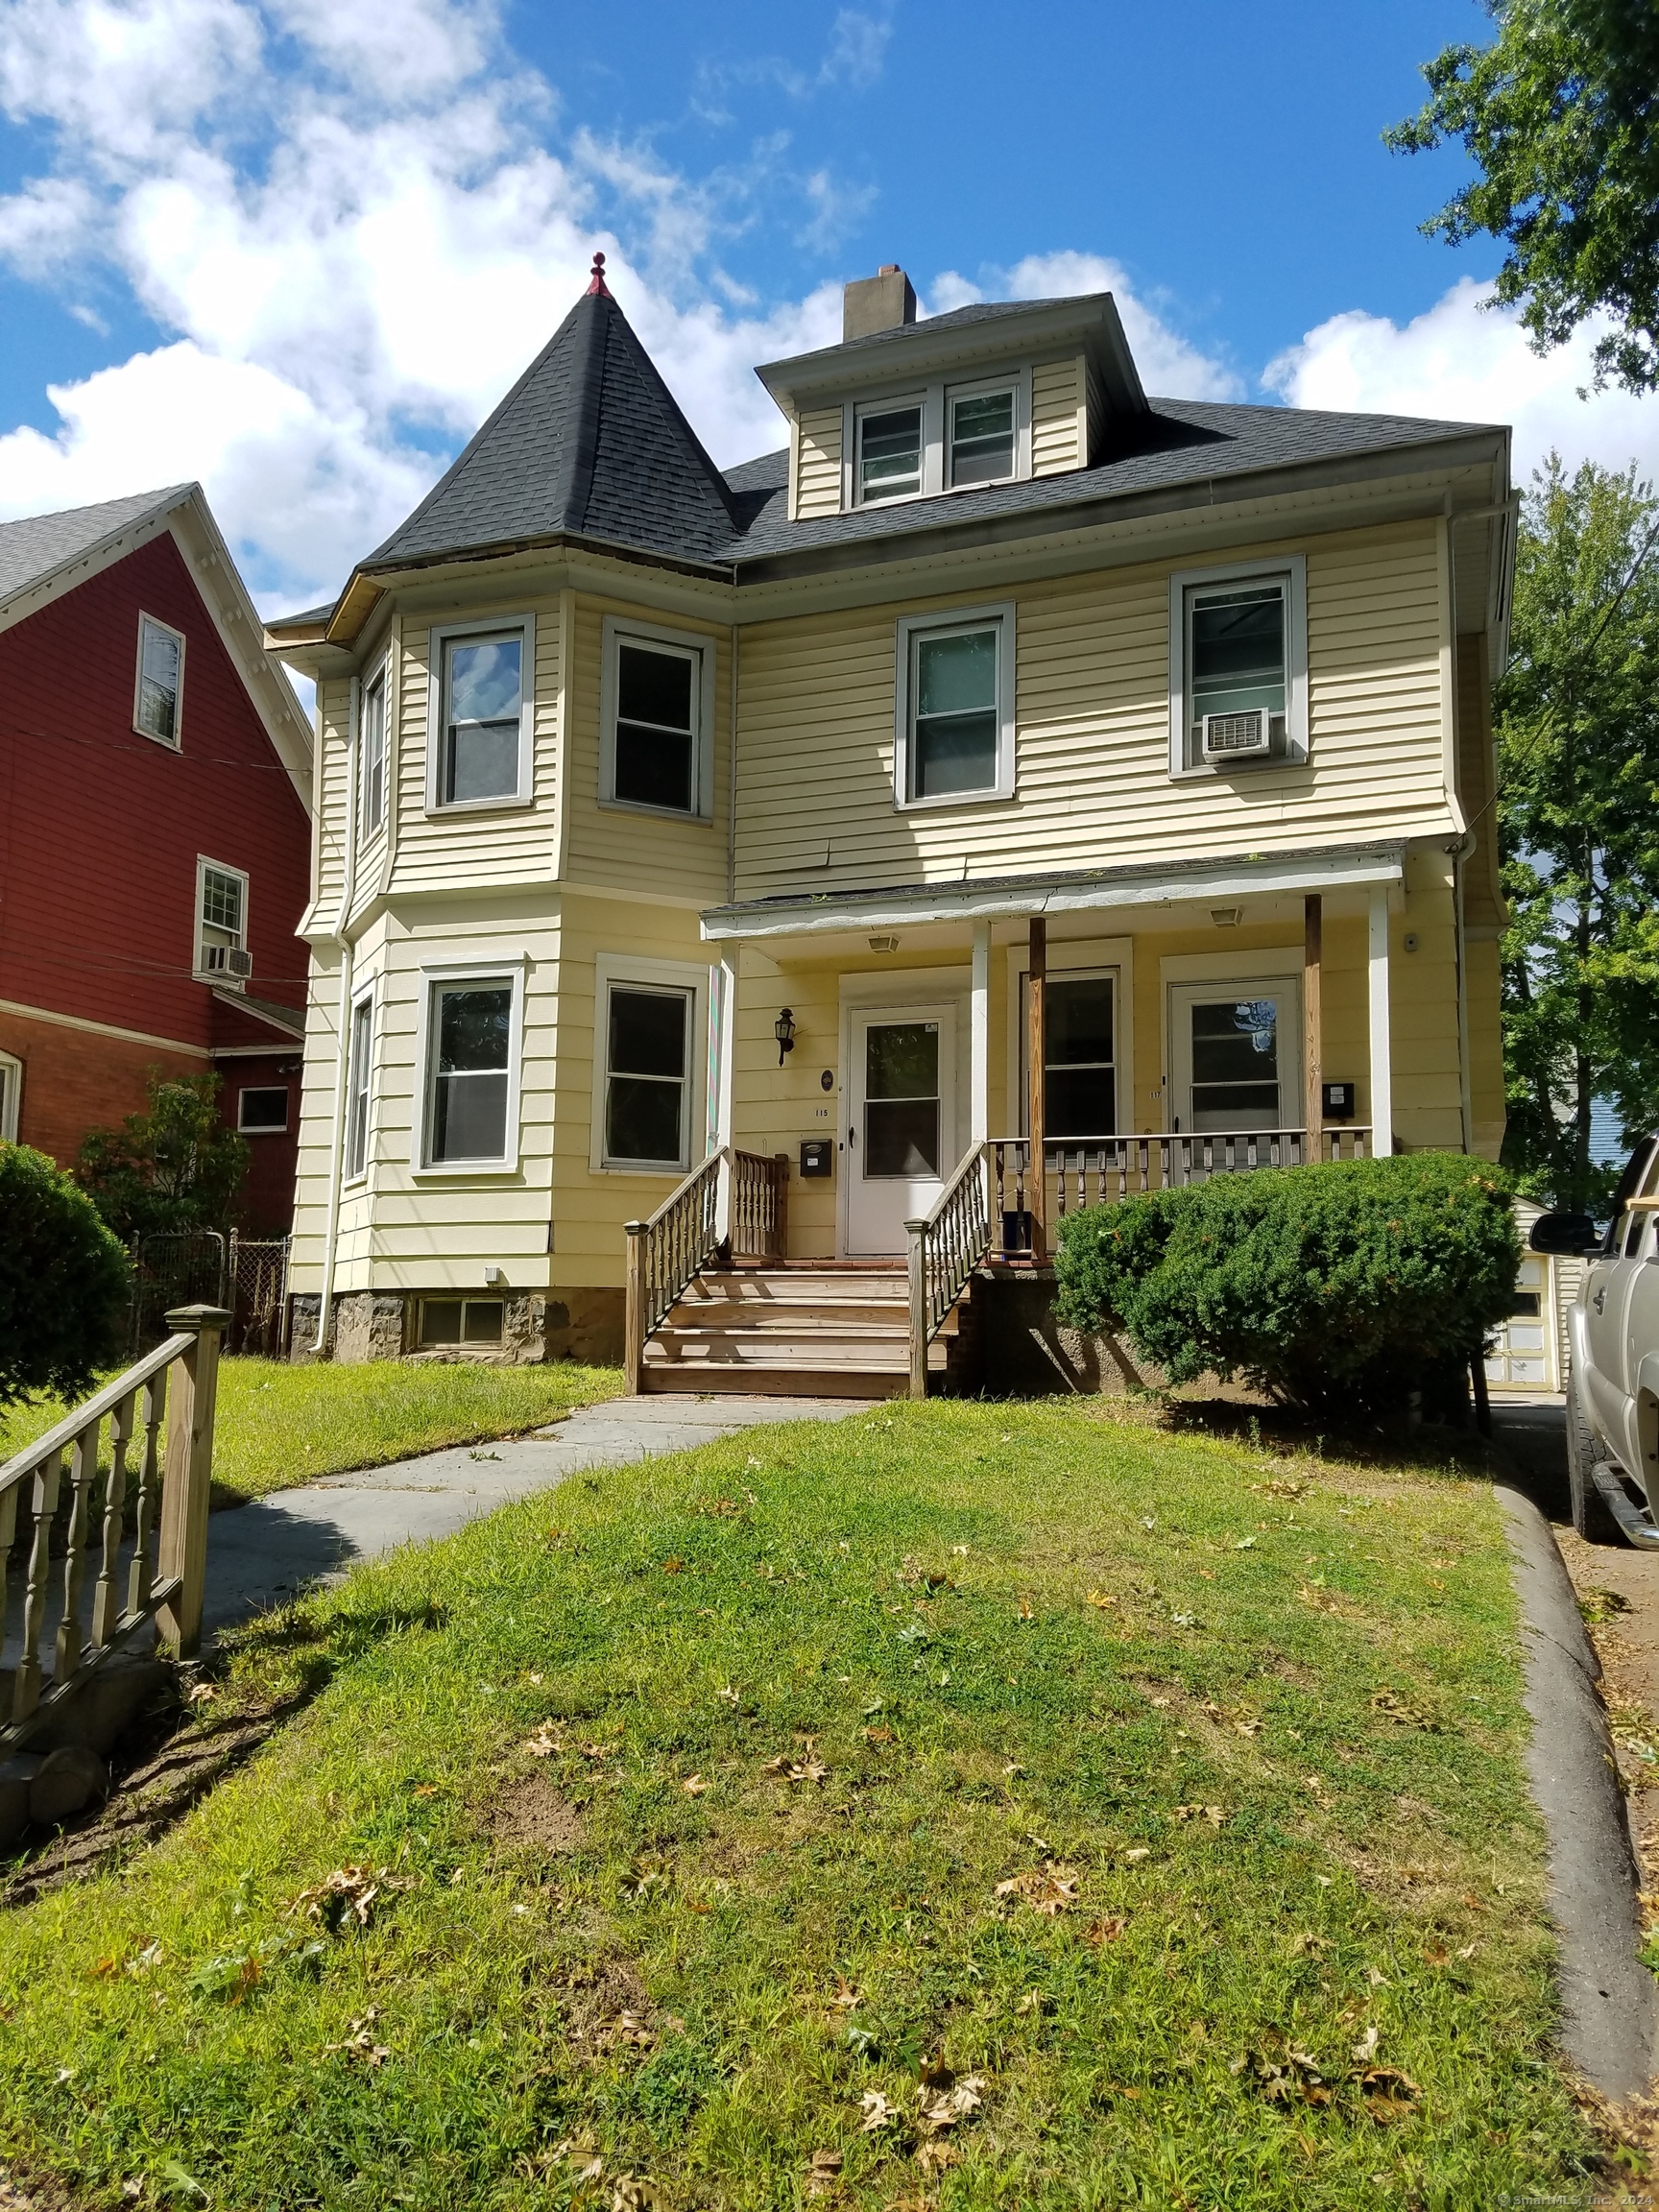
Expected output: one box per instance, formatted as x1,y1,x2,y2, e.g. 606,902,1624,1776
200,1394,872,1641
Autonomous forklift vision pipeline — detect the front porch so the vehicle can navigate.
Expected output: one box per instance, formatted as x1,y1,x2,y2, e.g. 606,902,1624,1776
624,839,1470,1396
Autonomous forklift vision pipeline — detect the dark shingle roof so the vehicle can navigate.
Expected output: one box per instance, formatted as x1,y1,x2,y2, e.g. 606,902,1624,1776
365,282,737,570
326,283,1503,616
0,485,189,607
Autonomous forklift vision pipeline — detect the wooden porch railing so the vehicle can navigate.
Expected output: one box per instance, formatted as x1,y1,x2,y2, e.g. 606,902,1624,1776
0,1303,228,1755
904,1128,1374,1398
623,1147,790,1393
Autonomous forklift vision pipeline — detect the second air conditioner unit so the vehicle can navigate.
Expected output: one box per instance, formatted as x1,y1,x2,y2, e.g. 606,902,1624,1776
1201,709,1275,762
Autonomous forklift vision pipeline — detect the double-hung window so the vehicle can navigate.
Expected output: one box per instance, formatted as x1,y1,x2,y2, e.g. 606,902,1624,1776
948,385,1017,487
420,969,522,1169
134,614,184,748
1169,557,1307,773
604,985,691,1170
0,1049,20,1143
601,619,713,819
429,618,532,809
855,400,924,505
346,989,374,1180
196,858,249,981
895,605,1015,806
361,663,387,837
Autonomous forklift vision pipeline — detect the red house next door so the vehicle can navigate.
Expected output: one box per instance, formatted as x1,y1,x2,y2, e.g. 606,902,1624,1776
845,1006,956,1255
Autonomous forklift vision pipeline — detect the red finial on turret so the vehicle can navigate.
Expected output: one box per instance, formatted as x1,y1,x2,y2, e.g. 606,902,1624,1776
587,251,611,298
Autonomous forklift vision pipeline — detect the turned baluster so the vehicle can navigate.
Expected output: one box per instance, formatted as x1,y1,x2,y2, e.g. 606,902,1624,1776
128,1368,166,1614
92,1389,136,1647
54,1417,102,1685
12,1451,62,1720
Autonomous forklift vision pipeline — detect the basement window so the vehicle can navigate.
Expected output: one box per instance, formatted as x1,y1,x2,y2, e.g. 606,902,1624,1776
419,1297,503,1348
134,613,184,748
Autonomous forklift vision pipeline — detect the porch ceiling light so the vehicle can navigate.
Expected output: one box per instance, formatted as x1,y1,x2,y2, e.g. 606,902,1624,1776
1211,906,1242,927
868,934,899,953
775,1006,797,1066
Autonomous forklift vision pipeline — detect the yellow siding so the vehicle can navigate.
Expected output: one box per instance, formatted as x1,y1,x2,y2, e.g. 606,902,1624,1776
794,406,843,518
1083,355,1104,470
548,890,713,1290
1466,936,1505,1162
289,941,346,1292
562,593,731,906
733,520,1455,902
385,600,561,896
1031,354,1083,476
313,681,353,914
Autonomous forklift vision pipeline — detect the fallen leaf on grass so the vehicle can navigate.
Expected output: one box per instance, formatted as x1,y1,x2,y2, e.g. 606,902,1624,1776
325,2009,391,2065
1233,1718,1264,1738
865,1725,895,1745
716,1685,740,1708
1358,2066,1421,2121
830,1975,862,2010
680,1773,709,1795
524,1722,563,1758
661,1557,683,1575
1086,1915,1128,1945
618,1863,669,1902
805,2148,844,2194
1122,1847,1153,1864
995,1863,1081,1915
917,2073,986,2133
290,1865,408,1932
186,1682,217,1705
1018,1597,1034,1622
763,1741,830,1786
1171,1804,1224,1829
1015,1989,1050,2015
860,2089,901,2131
596,2010,657,2054
915,2138,960,2175
1352,2023,1380,2062
1085,1590,1117,1609
610,2178,661,2211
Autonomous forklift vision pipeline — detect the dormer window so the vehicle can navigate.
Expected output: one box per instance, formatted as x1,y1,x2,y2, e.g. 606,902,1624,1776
856,402,924,505
949,386,1017,487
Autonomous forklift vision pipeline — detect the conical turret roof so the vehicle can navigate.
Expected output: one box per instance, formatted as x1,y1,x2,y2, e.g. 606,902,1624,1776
367,258,738,571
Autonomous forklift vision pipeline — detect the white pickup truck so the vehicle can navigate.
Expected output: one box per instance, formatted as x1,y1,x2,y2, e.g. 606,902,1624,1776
1532,1133,1659,1546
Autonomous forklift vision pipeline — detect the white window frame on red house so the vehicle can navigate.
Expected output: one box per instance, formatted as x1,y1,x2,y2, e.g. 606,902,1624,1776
0,1049,20,1142
237,1085,290,1134
133,612,185,751
195,855,250,986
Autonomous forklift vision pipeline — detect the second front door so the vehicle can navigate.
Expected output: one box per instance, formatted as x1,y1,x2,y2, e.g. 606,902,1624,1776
846,1006,957,1256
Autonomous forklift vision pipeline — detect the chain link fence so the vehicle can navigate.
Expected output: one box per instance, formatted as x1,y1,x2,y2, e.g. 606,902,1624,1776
128,1230,290,1358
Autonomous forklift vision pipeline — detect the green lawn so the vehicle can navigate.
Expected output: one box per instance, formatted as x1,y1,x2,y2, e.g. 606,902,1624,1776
0,1357,622,1503
0,1400,1600,2207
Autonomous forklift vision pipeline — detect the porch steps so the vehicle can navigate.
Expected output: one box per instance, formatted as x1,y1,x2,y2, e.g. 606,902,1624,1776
640,1263,954,1399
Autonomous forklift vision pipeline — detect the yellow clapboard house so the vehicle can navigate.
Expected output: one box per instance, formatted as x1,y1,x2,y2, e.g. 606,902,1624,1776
267,259,1511,1397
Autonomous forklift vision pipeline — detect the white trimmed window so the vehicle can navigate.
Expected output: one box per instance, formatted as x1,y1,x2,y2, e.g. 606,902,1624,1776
238,1086,289,1134
427,617,533,810
134,614,184,749
416,962,525,1172
591,955,709,1174
1168,556,1308,775
419,1297,503,1349
361,661,388,837
947,381,1019,487
0,1049,20,1143
195,857,250,983
600,618,715,820
894,604,1016,807
855,397,925,505
345,986,374,1180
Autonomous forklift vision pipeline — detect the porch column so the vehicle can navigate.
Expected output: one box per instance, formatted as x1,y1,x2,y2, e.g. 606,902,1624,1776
712,949,736,1150
1368,887,1394,1157
1028,916,1046,1259
970,921,990,1144
1303,894,1323,1160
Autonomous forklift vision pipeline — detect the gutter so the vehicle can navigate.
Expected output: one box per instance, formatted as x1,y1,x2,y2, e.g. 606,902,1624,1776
311,676,361,1355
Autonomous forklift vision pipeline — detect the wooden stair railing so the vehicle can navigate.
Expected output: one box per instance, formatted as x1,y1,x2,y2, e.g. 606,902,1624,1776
906,1142,995,1400
624,1146,790,1393
0,1302,228,1753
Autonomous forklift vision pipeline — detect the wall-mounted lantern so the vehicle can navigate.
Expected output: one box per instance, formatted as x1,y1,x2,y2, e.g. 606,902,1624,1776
775,1007,796,1067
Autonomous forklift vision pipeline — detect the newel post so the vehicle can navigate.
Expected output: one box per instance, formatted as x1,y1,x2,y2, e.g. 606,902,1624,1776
156,1304,230,1659
905,1215,928,1403
623,1221,647,1395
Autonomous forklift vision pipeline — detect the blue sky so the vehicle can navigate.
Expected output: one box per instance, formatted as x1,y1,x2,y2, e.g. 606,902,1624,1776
1,0,1656,613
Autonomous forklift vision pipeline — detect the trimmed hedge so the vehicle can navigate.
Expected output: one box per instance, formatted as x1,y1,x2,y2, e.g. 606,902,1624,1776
0,1142,132,1410
1052,1152,1520,1413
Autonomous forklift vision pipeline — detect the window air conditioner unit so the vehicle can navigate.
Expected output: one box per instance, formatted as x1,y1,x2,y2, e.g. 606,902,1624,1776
226,947,253,978
1201,709,1274,762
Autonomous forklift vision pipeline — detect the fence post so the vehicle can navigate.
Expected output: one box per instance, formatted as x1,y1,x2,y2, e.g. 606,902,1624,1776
624,1222,647,1395
773,1153,790,1262
906,1215,928,1403
156,1304,230,1659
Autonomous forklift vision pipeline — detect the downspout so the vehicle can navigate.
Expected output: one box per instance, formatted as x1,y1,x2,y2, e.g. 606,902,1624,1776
726,621,738,905
1447,831,1476,1154
312,676,361,1354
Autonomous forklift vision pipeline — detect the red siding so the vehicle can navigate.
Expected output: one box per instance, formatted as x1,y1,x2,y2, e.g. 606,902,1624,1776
0,529,311,1223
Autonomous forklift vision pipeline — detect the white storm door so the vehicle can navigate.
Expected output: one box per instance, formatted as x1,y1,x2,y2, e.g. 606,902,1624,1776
1169,983,1300,1134
846,1006,956,1256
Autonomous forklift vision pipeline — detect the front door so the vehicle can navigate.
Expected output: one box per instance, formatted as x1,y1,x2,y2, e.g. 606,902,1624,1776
846,1006,956,1256
1169,982,1300,1134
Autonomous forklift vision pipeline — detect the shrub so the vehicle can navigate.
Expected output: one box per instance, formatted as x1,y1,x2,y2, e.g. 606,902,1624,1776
1052,1152,1520,1414
76,1070,248,1241
0,1142,132,1409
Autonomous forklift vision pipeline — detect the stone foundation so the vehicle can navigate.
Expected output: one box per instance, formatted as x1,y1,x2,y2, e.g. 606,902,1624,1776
286,1287,625,1367
970,1270,1159,1397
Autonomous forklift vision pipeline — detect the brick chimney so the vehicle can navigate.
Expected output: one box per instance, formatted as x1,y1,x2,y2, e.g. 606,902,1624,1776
843,264,916,343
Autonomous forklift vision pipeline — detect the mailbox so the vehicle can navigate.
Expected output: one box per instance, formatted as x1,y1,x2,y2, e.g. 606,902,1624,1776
800,1139,833,1179
1321,1081,1356,1122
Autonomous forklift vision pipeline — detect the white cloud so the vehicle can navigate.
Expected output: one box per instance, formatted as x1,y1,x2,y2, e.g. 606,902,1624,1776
820,10,891,89
1264,276,1659,485
926,250,1241,403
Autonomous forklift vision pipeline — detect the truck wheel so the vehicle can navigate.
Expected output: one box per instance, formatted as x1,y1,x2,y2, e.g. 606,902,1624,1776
1566,1370,1623,1545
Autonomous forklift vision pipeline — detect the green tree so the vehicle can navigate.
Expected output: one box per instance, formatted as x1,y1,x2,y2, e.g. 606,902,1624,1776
1387,0,1659,394
0,1143,131,1407
1496,455,1659,1208
75,1072,249,1243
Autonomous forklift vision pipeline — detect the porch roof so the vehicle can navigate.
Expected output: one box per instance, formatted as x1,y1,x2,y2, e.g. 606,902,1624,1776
700,839,1407,942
